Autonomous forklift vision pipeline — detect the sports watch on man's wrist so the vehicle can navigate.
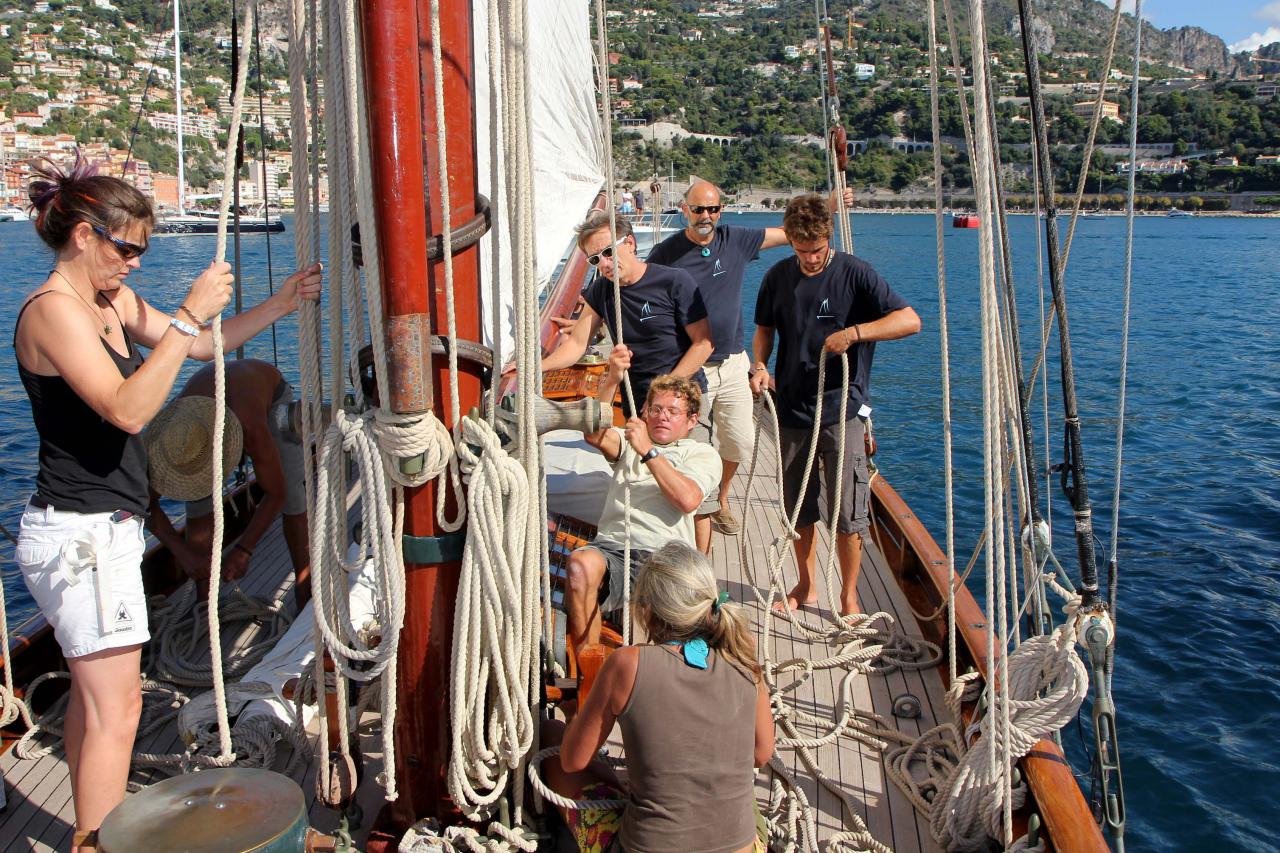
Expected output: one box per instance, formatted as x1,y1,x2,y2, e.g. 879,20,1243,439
640,447,660,464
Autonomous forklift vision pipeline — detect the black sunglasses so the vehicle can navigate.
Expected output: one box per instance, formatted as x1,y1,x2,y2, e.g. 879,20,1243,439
586,236,627,267
688,204,722,215
92,225,148,260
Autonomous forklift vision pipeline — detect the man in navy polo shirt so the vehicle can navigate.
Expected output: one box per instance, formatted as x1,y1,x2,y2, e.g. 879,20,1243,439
539,211,713,417
750,194,920,616
647,181,852,549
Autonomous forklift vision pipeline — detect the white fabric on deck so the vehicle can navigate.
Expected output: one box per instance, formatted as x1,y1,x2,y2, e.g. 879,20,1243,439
542,429,613,526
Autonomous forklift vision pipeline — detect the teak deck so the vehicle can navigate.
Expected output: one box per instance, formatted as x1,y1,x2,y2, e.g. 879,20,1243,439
0,428,947,852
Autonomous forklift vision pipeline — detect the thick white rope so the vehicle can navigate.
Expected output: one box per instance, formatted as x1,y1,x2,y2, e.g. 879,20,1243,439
590,0,639,646
309,409,405,800
495,0,548,823
147,581,292,687
962,0,1017,840
0,557,35,732
200,0,259,764
913,623,1088,850
926,0,959,686
446,416,537,818
425,0,469,534
399,819,537,853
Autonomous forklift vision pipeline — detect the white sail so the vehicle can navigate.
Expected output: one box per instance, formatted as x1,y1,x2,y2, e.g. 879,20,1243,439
472,0,605,361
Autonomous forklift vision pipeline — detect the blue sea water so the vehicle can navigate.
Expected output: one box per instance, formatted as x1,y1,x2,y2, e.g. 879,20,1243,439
2,211,1277,850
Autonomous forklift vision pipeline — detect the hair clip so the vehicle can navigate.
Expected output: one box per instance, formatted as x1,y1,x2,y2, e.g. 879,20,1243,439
712,590,729,614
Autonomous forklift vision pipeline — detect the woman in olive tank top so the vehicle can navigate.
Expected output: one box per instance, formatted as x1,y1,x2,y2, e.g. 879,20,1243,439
12,153,321,850
544,542,775,853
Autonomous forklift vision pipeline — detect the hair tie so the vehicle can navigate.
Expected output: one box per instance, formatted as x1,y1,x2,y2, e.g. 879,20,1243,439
712,590,729,614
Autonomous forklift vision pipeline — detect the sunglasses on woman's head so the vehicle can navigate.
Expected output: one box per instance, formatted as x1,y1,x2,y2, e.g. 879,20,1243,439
586,236,627,267
92,225,147,260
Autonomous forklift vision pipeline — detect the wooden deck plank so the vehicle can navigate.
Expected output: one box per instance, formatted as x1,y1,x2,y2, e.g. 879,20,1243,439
0,750,76,850
721,428,945,852
0,438,955,853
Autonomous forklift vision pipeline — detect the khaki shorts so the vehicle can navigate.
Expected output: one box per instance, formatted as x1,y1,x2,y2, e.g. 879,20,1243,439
581,539,654,614
16,500,150,659
778,417,870,536
702,350,757,465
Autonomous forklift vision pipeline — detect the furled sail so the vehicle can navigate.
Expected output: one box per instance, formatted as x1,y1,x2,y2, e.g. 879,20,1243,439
473,0,605,361
473,0,606,358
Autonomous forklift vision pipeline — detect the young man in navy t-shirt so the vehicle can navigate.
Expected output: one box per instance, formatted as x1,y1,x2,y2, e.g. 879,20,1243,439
750,194,920,616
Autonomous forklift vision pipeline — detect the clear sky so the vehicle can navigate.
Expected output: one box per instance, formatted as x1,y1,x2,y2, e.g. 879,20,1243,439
1142,0,1280,52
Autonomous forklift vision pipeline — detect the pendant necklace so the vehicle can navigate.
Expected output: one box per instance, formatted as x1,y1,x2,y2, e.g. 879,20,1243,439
51,269,112,336
700,246,711,257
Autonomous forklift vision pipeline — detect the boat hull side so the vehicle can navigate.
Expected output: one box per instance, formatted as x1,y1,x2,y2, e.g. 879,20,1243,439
869,476,1107,852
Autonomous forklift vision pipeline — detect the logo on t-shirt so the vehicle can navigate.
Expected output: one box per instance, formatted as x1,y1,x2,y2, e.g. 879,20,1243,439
816,298,835,320
114,601,133,631
640,301,655,322
712,258,726,277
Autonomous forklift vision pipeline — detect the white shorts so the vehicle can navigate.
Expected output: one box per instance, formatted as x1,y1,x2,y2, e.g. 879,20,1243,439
702,350,757,464
16,500,150,659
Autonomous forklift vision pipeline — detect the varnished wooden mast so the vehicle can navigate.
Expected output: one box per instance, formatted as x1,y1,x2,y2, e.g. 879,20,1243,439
360,0,483,841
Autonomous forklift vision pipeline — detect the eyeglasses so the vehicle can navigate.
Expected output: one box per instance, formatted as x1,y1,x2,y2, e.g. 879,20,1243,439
586,236,627,267
646,404,689,419
688,205,722,215
92,225,148,260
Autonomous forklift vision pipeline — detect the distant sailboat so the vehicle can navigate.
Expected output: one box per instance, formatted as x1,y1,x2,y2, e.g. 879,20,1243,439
153,0,283,237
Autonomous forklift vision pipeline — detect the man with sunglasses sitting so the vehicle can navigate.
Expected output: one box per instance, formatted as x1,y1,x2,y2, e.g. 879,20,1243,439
647,181,852,546
563,346,721,650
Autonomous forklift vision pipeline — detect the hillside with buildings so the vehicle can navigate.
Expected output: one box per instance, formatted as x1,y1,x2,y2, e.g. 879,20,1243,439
0,0,1277,209
0,0,308,210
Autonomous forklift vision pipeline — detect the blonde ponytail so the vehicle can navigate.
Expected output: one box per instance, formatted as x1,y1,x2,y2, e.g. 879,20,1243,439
634,542,762,682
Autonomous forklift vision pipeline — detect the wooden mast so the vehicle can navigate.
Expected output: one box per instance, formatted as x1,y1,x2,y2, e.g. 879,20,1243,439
360,0,483,842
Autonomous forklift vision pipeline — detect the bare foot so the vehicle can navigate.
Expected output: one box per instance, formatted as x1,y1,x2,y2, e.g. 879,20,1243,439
838,597,862,619
772,586,819,613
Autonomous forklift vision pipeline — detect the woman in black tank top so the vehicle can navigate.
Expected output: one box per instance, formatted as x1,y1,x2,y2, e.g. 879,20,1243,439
12,153,322,849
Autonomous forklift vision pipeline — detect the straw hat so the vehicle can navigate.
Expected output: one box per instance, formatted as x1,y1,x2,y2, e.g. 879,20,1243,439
144,396,244,501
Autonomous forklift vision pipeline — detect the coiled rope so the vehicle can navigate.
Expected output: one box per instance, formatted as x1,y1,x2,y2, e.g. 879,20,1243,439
147,581,292,687
445,416,537,818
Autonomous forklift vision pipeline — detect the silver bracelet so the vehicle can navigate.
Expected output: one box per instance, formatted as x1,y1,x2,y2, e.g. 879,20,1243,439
169,317,200,337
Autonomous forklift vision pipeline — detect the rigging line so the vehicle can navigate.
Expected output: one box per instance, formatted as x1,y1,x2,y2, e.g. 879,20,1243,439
1017,0,1104,608
978,40,1045,536
592,0,638,646
963,0,1017,840
252,3,279,367
939,0,977,193
1060,0,1127,274
925,0,958,684
1112,0,1143,626
121,0,176,180
232,0,246,360
814,0,833,196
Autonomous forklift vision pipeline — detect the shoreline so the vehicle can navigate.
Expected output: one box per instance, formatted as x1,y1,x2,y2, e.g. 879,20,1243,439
718,206,1280,219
